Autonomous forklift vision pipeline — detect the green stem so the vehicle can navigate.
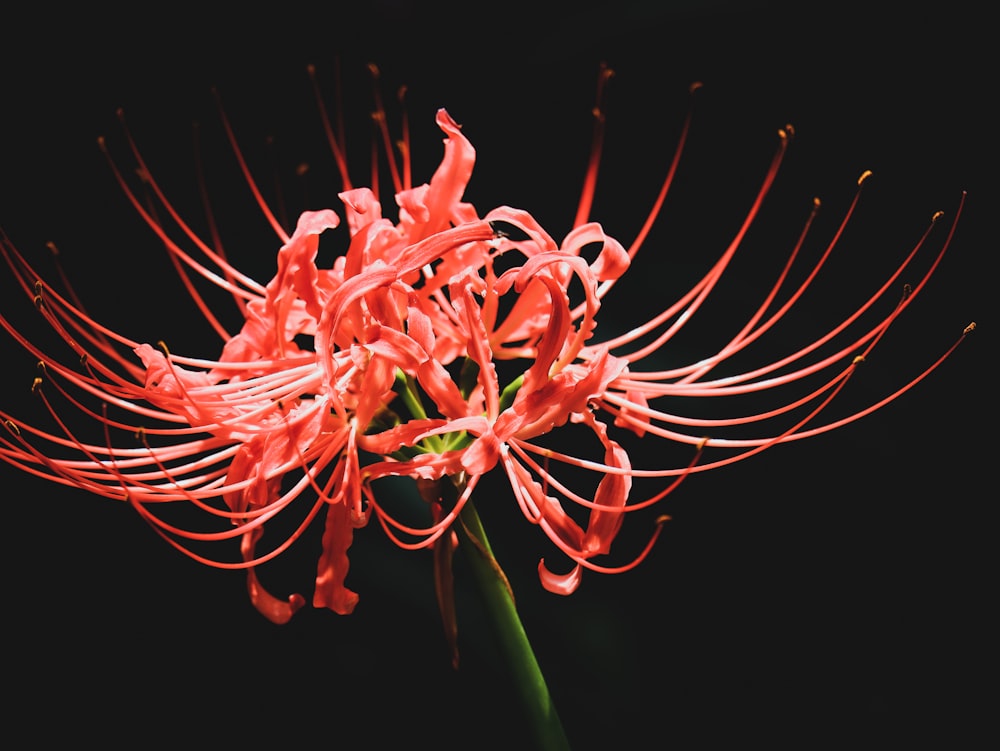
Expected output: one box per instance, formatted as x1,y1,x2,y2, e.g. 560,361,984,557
456,498,571,751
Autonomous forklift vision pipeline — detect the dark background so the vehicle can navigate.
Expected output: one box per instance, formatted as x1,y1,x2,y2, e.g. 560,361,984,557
1,2,993,748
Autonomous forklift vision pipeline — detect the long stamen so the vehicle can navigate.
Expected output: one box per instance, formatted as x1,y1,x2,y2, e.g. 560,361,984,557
592,126,791,359
211,89,290,243
307,62,352,191
367,63,404,197
573,62,615,229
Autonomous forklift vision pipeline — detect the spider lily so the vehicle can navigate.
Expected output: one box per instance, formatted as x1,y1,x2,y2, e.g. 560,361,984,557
0,64,972,628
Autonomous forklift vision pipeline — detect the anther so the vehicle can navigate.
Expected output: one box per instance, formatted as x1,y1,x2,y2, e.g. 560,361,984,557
3,420,20,436
689,80,703,94
964,322,977,335
858,170,873,186
852,355,866,365
654,514,672,525
932,210,944,222
31,377,43,394
157,340,171,356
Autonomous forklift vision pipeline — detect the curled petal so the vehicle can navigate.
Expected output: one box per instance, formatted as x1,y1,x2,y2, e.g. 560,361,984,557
241,527,306,624
397,109,476,243
538,559,583,596
561,222,630,281
339,187,383,236
313,496,361,615
275,209,340,323
313,432,365,615
579,412,631,556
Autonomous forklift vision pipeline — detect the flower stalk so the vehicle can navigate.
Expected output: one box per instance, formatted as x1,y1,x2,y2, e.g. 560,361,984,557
454,489,571,751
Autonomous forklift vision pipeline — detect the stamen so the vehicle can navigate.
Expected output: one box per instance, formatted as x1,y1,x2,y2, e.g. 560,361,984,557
209,91,290,243
367,62,404,196
397,84,411,191
307,62,352,190
573,61,614,229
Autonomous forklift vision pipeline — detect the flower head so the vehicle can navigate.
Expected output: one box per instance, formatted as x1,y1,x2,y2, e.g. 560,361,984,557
0,64,972,624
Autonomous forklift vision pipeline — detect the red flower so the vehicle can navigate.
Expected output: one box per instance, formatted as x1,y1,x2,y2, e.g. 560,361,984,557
0,65,972,623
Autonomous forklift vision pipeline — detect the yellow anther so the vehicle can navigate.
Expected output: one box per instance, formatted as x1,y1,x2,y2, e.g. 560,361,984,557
852,355,866,365
964,322,977,335
858,169,873,185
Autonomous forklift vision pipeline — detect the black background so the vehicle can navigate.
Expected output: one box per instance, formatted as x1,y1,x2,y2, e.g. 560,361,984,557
1,2,993,748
